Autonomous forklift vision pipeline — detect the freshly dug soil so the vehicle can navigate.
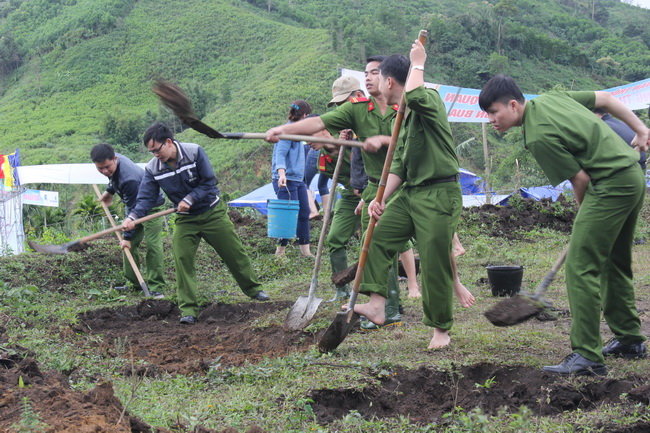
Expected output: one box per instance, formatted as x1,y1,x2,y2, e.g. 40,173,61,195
0,342,166,432
74,299,316,375
483,295,543,326
309,362,648,425
0,327,270,433
461,197,575,240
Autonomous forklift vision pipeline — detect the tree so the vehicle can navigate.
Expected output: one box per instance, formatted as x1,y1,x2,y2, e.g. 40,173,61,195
0,32,23,76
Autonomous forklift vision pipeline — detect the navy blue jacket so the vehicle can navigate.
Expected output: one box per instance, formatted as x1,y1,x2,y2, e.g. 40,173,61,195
128,141,220,219
601,113,646,170
107,153,164,239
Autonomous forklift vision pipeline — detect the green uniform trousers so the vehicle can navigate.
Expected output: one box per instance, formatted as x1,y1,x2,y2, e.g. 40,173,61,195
327,188,361,286
124,208,165,292
360,182,462,330
172,201,261,317
360,183,404,321
566,165,645,364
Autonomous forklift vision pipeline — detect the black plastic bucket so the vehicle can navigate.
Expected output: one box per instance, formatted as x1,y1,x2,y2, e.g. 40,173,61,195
486,265,524,297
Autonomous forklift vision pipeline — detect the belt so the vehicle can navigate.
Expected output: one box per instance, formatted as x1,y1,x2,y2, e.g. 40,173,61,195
367,176,380,184
405,174,459,188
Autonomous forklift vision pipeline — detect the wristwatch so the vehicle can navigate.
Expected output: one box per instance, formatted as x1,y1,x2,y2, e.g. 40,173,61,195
412,65,425,71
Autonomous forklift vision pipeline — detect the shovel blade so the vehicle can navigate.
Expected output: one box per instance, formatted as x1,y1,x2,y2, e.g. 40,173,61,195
318,310,360,353
284,295,323,331
484,294,544,327
28,240,78,255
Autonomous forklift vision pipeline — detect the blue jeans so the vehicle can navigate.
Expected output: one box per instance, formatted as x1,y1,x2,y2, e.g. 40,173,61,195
304,148,329,196
272,179,310,246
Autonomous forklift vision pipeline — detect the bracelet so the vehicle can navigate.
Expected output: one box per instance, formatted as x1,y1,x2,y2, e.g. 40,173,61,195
412,65,425,71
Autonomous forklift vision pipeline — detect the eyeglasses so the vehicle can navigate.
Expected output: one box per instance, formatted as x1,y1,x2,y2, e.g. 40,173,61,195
148,141,167,155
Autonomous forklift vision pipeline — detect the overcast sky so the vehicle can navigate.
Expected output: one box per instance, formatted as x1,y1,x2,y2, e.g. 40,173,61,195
622,0,650,9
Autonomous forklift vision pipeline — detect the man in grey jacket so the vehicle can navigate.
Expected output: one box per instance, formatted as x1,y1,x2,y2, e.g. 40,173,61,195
123,123,269,324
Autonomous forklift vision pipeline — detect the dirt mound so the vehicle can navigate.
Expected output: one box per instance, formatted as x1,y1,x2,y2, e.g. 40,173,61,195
309,362,647,425
228,209,261,228
0,337,268,433
74,300,316,375
462,197,575,239
0,343,165,433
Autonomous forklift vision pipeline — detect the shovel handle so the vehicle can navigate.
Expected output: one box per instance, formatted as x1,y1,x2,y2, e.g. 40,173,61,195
346,30,428,321
92,185,152,297
307,145,348,299
77,207,176,245
222,133,364,148
532,247,568,300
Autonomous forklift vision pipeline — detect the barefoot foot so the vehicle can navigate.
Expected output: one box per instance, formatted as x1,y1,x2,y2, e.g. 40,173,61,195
428,328,451,349
342,293,386,325
354,302,386,326
452,234,466,258
454,280,475,308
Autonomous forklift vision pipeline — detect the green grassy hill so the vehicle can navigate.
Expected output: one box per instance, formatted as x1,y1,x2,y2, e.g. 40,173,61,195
0,0,648,196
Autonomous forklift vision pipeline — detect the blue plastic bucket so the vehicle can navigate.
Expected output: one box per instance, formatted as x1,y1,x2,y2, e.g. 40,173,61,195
267,199,299,238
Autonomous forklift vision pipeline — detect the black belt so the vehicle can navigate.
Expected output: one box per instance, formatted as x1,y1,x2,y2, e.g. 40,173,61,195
405,174,459,188
367,176,380,184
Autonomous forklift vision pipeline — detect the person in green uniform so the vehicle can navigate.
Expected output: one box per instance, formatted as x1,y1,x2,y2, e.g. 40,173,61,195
478,74,649,375
91,143,166,298
265,56,405,328
357,42,462,350
123,123,269,324
322,75,365,300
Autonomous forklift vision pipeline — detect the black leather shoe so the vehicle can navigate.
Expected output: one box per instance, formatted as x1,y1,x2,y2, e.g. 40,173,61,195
250,291,270,301
179,315,197,325
602,338,647,359
542,352,607,376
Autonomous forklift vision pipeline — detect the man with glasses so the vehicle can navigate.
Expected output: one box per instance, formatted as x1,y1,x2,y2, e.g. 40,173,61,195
91,143,166,298
123,122,269,324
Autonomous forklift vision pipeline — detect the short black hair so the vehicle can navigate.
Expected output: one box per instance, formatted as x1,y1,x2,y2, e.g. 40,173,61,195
90,143,115,163
143,122,174,146
366,55,387,64
478,75,525,111
378,54,409,86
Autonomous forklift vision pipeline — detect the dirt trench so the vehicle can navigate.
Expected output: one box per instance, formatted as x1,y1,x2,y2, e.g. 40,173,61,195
73,299,316,375
309,362,650,425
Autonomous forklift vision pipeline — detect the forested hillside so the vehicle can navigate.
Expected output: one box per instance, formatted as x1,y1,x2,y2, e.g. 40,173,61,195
0,0,648,195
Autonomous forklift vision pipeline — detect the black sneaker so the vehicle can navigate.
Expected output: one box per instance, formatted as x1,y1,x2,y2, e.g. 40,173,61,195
179,315,197,325
250,291,270,301
602,338,647,359
542,352,607,376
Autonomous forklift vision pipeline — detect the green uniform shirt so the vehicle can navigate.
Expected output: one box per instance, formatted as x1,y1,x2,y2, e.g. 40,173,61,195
318,147,351,188
320,96,397,179
522,91,639,186
390,86,459,184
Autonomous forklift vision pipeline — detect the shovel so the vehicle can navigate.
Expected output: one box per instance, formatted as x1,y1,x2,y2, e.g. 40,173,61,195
484,247,567,327
28,207,176,254
91,185,152,297
318,29,429,353
284,145,348,330
152,81,365,149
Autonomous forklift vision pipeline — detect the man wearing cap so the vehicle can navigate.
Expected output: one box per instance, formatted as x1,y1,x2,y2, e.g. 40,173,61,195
322,76,366,300
266,56,405,328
